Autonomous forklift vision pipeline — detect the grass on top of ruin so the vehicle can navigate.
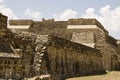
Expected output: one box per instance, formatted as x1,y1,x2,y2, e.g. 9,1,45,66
66,71,120,80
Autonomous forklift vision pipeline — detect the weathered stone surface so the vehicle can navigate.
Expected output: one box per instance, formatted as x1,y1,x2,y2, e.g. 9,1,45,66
117,40,120,49
0,13,24,79
45,36,105,79
9,20,33,25
0,13,7,29
68,18,108,34
33,35,48,75
71,32,95,48
3,16,120,80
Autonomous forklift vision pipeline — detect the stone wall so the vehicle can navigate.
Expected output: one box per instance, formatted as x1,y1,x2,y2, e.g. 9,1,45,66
0,57,21,79
11,31,49,79
8,18,120,79
105,35,117,47
27,19,108,46
28,18,109,35
46,36,105,79
9,20,33,25
29,21,68,35
102,43,119,70
117,40,120,49
0,14,28,79
0,59,33,79
0,13,7,29
11,18,120,71
68,18,108,34
64,28,120,70
0,30,35,79
71,32,95,48
12,31,35,65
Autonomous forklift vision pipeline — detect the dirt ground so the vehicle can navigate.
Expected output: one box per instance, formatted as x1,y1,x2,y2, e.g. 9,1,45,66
66,71,120,80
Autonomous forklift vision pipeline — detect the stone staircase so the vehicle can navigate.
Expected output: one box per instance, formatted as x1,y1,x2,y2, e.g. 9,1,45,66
11,30,51,79
33,34,51,79
34,44,46,75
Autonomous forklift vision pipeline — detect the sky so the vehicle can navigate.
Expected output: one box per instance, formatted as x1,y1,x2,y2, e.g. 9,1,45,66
0,0,120,39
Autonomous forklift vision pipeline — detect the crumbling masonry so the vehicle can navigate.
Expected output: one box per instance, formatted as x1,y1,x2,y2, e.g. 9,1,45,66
0,13,120,80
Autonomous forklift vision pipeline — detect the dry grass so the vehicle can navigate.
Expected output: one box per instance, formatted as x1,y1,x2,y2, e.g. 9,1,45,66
66,71,120,80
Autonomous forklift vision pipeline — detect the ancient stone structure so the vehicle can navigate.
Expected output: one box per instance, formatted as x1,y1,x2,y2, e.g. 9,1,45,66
117,40,120,49
46,36,105,79
0,12,120,80
8,20,33,30
23,18,119,71
67,19,120,70
0,13,21,79
0,13,35,79
0,13,7,29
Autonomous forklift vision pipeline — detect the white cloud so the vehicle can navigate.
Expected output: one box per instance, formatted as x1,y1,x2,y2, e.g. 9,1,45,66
81,5,120,38
0,0,3,4
54,9,78,21
82,8,99,18
0,0,17,19
24,8,42,20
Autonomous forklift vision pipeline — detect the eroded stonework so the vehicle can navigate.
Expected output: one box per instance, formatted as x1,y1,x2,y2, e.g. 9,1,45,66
0,13,120,80
71,32,95,48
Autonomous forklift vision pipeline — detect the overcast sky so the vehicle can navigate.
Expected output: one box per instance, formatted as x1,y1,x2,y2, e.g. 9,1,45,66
0,0,120,39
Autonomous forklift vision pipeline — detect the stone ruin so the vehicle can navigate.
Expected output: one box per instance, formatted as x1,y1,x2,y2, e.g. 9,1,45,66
0,13,120,80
